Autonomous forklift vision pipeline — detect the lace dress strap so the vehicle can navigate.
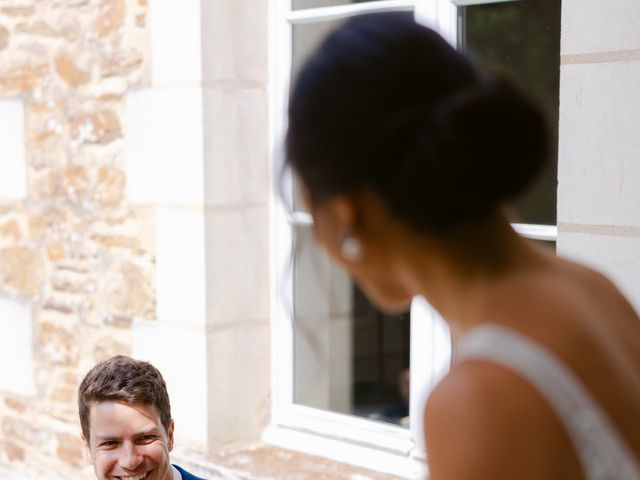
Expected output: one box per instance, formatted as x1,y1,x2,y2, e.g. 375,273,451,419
456,325,640,480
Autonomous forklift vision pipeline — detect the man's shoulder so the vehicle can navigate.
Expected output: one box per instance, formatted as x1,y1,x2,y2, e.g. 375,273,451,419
173,463,207,480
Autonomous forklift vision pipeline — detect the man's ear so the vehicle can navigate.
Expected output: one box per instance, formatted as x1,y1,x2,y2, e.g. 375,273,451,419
167,421,175,452
82,435,93,465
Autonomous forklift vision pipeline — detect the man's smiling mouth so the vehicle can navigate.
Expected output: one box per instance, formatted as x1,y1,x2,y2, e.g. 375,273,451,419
116,472,149,480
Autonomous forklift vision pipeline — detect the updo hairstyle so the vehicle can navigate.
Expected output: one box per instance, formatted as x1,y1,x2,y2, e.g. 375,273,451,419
285,12,549,232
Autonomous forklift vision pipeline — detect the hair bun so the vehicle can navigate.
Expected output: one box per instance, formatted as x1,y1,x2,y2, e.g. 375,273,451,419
384,76,549,231
440,76,549,198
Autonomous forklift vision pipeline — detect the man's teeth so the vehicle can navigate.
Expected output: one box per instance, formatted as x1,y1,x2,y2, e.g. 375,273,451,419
121,473,147,480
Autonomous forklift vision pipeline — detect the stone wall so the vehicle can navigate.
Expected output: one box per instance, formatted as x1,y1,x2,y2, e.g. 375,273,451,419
0,1,151,478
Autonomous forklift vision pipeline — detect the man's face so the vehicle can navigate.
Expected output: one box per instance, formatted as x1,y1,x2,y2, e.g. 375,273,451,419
83,401,174,480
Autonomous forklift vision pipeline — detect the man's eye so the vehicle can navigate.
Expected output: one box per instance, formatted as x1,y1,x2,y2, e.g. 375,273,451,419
101,441,118,448
137,435,156,443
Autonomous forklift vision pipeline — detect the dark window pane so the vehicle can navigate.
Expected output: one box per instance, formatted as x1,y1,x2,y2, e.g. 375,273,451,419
459,0,561,225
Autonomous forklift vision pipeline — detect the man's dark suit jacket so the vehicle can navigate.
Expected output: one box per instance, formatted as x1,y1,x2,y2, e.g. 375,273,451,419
174,463,206,480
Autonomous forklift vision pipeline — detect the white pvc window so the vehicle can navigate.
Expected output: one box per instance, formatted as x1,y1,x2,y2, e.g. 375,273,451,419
268,1,559,477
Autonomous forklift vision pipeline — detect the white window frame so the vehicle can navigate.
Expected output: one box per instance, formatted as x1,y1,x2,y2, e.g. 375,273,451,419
267,1,557,478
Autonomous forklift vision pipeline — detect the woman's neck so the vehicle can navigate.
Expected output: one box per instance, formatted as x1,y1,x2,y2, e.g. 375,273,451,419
396,213,550,339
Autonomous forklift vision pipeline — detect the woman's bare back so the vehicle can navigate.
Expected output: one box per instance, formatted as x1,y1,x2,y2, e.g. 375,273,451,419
425,254,640,480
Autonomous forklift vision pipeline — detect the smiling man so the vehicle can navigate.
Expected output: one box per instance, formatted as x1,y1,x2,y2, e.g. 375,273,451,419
78,355,205,480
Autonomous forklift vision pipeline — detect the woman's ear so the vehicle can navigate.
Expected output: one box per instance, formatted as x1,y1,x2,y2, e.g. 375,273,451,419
331,195,358,230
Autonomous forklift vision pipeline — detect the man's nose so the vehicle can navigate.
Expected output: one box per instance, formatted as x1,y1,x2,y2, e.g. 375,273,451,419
120,443,143,470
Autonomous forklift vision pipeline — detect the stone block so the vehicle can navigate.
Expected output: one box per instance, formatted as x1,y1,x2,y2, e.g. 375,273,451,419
0,296,34,395
92,336,130,363
562,0,640,55
558,62,640,226
37,321,78,366
155,206,206,327
100,49,144,81
206,322,270,448
54,52,90,87
4,398,27,413
124,87,204,205
2,417,51,447
70,109,123,146
4,442,25,462
0,25,8,51
202,0,268,84
557,231,640,312
148,0,202,85
1,6,35,17
0,99,26,200
204,206,269,325
103,260,155,319
56,433,84,468
0,61,48,94
47,242,66,262
93,165,125,206
14,18,81,42
28,208,69,241
132,319,208,448
56,164,89,203
0,246,44,295
97,0,126,37
0,219,21,242
202,86,269,207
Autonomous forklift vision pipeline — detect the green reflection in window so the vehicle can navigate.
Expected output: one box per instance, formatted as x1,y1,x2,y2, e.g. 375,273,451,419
459,0,561,225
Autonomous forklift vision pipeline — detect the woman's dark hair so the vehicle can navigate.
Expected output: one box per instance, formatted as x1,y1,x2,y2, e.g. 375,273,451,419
285,12,549,231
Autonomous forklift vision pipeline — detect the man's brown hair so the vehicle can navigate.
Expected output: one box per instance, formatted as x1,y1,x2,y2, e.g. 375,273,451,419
78,355,172,440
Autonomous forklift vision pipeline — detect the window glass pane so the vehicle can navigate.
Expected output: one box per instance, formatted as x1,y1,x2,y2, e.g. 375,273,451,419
459,0,561,225
293,0,386,11
293,224,411,426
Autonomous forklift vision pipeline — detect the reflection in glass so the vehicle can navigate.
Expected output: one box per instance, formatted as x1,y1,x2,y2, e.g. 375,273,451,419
293,225,411,426
293,0,385,11
459,0,561,225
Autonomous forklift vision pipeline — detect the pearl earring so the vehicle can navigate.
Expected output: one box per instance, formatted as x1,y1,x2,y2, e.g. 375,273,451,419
341,234,363,262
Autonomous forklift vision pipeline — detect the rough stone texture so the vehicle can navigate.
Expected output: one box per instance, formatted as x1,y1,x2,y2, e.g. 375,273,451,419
4,443,24,462
54,52,91,87
1,6,35,17
70,110,122,145
0,246,44,295
0,2,403,479
0,0,152,477
55,433,84,468
98,0,126,38
0,24,8,50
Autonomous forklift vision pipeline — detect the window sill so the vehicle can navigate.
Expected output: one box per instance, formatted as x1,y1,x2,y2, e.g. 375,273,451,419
172,444,403,480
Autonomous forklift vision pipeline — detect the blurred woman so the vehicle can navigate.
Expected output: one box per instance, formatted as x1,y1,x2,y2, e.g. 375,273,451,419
285,12,640,480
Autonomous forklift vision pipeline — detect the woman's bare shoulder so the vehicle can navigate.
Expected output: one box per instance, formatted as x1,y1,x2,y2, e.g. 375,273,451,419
424,360,580,480
549,256,640,327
